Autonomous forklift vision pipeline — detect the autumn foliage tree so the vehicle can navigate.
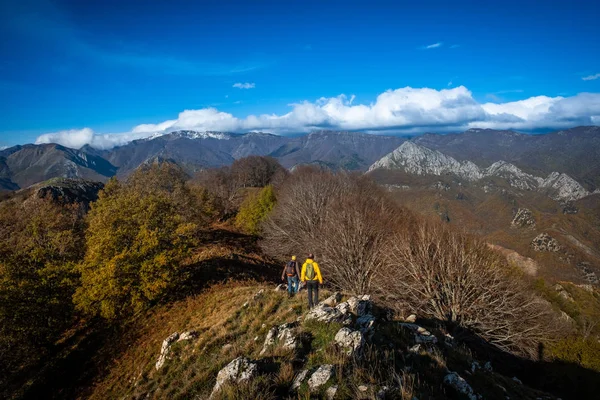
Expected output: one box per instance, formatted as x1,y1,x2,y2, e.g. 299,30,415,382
74,163,207,320
235,185,277,234
0,196,84,378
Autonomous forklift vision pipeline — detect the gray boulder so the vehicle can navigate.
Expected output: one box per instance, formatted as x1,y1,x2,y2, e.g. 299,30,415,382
210,357,258,398
334,327,364,357
260,323,298,355
305,304,345,323
326,385,338,399
290,369,309,392
321,292,342,307
308,364,335,392
155,332,180,370
443,372,478,400
346,296,371,317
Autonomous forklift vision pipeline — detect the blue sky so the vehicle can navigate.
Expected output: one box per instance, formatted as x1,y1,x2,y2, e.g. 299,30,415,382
1,0,599,148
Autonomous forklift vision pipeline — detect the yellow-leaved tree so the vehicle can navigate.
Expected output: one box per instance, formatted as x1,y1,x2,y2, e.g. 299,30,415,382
74,163,206,320
235,185,276,235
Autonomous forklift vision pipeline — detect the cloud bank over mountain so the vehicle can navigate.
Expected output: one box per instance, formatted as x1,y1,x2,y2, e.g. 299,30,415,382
35,86,600,149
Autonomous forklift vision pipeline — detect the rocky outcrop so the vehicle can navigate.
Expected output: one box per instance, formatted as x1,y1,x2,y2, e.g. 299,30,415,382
155,331,198,370
444,372,479,400
539,172,590,202
511,208,536,229
155,333,180,370
334,327,365,357
307,364,335,392
576,262,599,285
305,304,346,323
321,292,342,307
210,357,258,398
369,142,592,202
260,323,299,355
369,142,483,181
531,233,561,252
290,369,309,392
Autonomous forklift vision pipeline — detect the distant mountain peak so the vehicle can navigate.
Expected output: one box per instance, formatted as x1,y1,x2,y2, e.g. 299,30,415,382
369,141,592,202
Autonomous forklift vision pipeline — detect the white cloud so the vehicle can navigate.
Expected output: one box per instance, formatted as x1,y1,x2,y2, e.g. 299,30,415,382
583,73,600,81
35,128,95,149
423,42,443,49
34,86,600,149
233,82,255,89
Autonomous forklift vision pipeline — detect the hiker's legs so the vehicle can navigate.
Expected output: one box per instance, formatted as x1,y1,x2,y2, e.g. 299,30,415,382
314,282,319,305
287,276,295,296
292,276,299,294
307,281,315,308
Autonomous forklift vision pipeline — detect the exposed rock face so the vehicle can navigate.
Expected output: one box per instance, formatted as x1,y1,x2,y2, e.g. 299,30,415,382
539,172,590,202
210,357,258,398
325,385,338,399
308,364,335,392
155,332,180,370
177,331,198,342
155,331,198,370
334,327,365,357
531,233,561,252
290,369,309,392
346,296,371,317
260,323,298,355
511,208,536,229
305,304,345,323
369,142,483,181
576,262,599,284
443,372,478,400
369,141,592,202
321,292,342,307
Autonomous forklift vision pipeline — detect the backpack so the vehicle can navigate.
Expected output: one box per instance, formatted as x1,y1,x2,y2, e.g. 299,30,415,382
305,262,315,280
286,261,297,277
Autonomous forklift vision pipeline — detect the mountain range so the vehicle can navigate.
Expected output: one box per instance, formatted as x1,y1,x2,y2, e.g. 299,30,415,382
1,126,599,195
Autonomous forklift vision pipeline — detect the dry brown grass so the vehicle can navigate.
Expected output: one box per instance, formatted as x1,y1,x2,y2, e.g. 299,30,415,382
84,281,317,400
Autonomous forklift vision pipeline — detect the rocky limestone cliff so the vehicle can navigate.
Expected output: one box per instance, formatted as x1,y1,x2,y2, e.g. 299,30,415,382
369,141,593,203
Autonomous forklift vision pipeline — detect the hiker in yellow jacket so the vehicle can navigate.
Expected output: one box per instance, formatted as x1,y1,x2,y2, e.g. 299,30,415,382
301,253,323,309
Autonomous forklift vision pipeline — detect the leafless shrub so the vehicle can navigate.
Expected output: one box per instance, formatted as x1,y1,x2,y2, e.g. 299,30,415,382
378,220,562,357
262,167,407,294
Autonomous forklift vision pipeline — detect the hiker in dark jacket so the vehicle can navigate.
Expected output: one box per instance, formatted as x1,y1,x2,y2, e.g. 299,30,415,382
281,255,300,297
301,253,323,309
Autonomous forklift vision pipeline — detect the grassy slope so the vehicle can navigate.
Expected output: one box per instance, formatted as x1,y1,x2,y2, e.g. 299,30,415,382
83,283,560,400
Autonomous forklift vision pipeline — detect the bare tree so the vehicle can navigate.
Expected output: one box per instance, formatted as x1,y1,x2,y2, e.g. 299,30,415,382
262,167,404,294
378,220,562,357
231,156,287,188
